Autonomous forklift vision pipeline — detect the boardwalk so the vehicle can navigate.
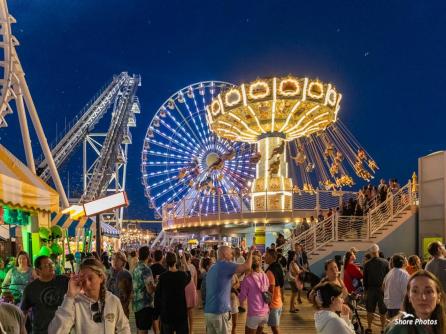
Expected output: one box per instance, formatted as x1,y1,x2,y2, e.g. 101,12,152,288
130,291,385,333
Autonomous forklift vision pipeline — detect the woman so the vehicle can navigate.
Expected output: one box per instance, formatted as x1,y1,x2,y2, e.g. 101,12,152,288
310,260,348,303
184,252,198,334
343,251,363,293
239,255,270,334
313,282,355,334
288,257,303,312
406,255,422,276
384,270,445,334
1,251,35,303
106,251,133,318
48,258,130,333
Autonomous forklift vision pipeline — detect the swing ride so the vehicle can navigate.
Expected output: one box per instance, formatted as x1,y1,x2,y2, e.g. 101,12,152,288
207,75,378,212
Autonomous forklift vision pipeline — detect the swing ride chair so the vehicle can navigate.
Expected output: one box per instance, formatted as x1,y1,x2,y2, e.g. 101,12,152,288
141,77,378,232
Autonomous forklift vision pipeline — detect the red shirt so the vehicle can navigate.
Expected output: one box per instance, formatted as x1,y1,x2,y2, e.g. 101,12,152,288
343,262,363,293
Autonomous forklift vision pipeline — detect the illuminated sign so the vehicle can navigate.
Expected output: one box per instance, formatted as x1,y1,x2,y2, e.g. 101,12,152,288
83,192,128,217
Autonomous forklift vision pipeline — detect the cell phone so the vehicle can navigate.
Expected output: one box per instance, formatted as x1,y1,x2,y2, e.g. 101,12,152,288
179,249,183,256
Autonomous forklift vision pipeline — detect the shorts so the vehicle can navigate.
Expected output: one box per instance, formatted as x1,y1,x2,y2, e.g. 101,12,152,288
135,307,153,330
205,312,232,334
268,307,282,327
246,314,268,330
365,288,387,315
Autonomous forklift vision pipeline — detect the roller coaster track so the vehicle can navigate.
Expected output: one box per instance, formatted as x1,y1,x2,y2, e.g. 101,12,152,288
36,72,140,204
81,74,140,202
36,72,128,181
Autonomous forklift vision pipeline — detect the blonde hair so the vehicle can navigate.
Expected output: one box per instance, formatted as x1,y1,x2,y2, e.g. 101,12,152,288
80,258,107,321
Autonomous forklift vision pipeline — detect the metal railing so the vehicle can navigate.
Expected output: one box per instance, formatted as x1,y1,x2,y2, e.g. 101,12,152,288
278,181,417,256
162,189,357,228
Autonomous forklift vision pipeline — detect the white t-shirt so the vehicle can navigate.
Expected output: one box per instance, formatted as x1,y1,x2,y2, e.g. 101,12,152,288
383,267,410,309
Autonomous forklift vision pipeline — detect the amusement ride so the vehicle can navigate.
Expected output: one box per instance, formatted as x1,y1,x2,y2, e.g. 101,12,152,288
143,76,379,244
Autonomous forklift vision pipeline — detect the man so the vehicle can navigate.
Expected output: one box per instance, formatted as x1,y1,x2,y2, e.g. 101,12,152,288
132,246,156,334
265,249,284,334
20,255,69,334
425,241,446,291
0,303,26,334
106,251,133,318
205,245,254,334
383,254,410,318
363,244,389,334
150,249,167,279
154,252,191,334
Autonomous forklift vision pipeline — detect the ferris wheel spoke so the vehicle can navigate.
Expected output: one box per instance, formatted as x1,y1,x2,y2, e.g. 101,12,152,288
145,160,187,166
163,109,200,147
172,102,203,145
147,150,190,160
146,138,192,156
183,96,207,143
147,173,192,191
144,166,182,177
154,121,196,153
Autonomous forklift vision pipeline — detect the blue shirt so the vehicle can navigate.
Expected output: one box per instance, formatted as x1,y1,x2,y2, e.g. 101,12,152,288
204,261,237,314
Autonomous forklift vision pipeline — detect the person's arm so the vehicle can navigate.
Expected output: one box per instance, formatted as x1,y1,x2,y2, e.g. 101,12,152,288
48,295,76,334
48,274,81,334
180,256,192,286
349,263,363,279
1,268,12,290
238,277,248,303
235,246,255,274
153,279,162,321
363,263,368,289
266,271,275,294
115,294,131,334
19,284,31,318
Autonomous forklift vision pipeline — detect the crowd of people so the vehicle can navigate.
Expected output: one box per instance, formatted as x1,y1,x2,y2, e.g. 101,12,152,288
0,237,444,334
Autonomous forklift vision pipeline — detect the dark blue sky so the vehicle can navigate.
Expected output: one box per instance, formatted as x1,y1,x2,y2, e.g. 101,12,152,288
1,0,445,219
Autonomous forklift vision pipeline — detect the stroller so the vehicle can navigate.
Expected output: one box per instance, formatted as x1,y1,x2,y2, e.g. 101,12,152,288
346,290,365,334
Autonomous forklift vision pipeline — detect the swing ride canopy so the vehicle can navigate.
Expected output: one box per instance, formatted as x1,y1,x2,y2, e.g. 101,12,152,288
206,75,342,143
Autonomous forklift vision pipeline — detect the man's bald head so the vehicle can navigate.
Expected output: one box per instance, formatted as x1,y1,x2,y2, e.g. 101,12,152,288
217,245,233,261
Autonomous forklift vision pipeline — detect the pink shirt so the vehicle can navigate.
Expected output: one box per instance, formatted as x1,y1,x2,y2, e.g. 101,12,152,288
239,271,270,317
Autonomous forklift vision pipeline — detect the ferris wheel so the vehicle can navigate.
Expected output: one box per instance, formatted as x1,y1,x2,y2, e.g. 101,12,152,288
141,81,257,218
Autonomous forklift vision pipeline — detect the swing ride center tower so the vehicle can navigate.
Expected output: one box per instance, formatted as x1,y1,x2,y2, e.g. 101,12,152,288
207,76,342,211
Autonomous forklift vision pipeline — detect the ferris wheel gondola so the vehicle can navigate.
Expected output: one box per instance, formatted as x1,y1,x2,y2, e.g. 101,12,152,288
141,81,257,218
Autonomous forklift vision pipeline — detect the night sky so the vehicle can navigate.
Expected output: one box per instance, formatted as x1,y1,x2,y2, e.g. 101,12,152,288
1,0,445,219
